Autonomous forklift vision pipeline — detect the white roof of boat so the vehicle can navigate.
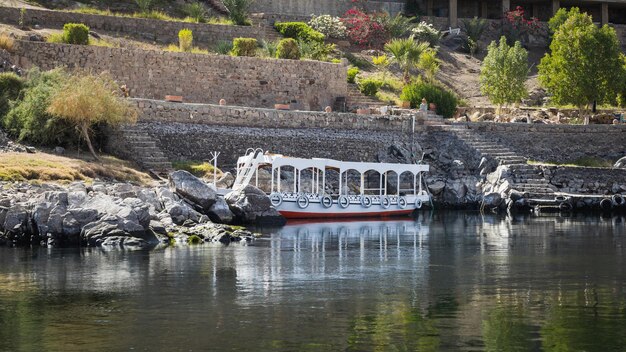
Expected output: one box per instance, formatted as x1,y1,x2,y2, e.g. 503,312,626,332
266,155,429,174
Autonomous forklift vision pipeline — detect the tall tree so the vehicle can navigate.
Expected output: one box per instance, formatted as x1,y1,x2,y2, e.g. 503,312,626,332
538,10,624,114
479,36,529,110
47,72,138,160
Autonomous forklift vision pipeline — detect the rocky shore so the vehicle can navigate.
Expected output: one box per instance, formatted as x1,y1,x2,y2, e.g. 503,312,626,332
0,170,285,249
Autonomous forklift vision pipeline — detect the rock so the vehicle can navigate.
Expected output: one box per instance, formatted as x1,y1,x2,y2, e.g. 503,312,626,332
25,146,36,153
108,183,137,199
216,172,235,189
54,146,65,154
2,205,29,234
477,113,495,122
225,185,285,225
482,192,502,208
614,156,626,169
208,197,234,224
443,180,467,204
28,33,44,42
427,180,445,195
590,113,615,125
169,170,217,211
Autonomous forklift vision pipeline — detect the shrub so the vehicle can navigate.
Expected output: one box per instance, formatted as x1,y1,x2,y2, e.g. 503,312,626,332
384,13,417,38
344,52,373,69
400,79,458,118
3,68,77,146
410,21,441,46
461,17,487,55
358,78,383,96
183,2,207,23
47,72,138,160
503,6,540,45
259,39,278,58
188,235,202,245
178,28,193,52
0,72,23,118
384,35,430,83
309,15,347,39
341,8,387,47
0,33,14,52
222,0,252,26
298,40,335,61
275,22,325,43
19,8,26,28
135,0,153,13
480,37,529,109
232,38,258,57
347,67,359,83
417,48,440,83
214,40,233,55
276,38,300,60
62,23,89,45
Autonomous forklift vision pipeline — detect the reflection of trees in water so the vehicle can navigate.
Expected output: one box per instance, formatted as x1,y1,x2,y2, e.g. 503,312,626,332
482,304,534,352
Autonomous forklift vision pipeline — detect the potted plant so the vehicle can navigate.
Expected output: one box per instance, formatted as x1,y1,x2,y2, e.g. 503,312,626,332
274,100,290,110
400,101,411,109
429,102,437,113
356,107,370,115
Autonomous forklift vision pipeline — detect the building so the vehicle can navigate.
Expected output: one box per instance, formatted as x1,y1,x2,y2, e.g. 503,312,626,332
412,0,626,26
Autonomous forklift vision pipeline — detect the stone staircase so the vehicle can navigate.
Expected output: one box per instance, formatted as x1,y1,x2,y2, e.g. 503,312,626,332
439,124,556,199
346,83,388,110
119,127,173,174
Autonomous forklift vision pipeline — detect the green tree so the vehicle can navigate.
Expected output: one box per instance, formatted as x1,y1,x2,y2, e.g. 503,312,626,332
479,36,529,110
46,72,138,160
538,11,624,115
417,47,440,83
548,7,580,35
384,35,430,83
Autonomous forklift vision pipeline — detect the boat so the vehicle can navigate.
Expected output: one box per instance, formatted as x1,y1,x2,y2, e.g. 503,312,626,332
225,148,431,219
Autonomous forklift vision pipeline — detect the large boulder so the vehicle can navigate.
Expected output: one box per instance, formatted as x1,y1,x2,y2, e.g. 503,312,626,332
208,197,234,224
169,170,217,211
225,185,285,225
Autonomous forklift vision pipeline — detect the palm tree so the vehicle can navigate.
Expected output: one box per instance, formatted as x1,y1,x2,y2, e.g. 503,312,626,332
384,35,430,83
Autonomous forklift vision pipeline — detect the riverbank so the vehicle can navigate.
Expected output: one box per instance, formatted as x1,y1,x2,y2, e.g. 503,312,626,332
0,169,285,248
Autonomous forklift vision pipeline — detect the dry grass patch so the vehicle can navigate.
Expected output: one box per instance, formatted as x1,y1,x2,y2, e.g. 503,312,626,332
0,33,14,52
0,152,153,184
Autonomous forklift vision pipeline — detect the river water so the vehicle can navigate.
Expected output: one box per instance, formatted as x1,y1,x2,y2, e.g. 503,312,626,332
0,212,625,352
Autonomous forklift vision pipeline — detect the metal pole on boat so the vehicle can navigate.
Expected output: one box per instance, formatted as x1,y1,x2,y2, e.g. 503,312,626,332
379,172,383,196
278,166,281,193
360,172,364,195
397,174,400,196
339,170,342,196
322,168,326,196
271,167,275,193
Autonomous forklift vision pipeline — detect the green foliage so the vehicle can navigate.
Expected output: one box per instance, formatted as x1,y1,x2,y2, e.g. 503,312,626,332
548,7,580,34
417,48,440,83
182,2,207,23
222,0,252,25
178,28,193,52
19,8,26,28
384,35,430,83
298,40,335,61
214,40,233,55
410,21,441,46
347,67,359,84
384,13,417,38
480,37,529,108
461,17,487,55
187,235,202,245
172,160,221,178
62,23,89,45
135,0,153,13
358,78,383,96
400,79,458,118
232,37,258,57
259,39,278,58
276,38,300,60
0,73,23,118
275,22,325,43
0,33,14,52
2,68,78,147
538,11,624,111
344,52,373,70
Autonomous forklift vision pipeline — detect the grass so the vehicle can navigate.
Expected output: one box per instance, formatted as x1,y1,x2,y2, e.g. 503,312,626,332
164,44,209,54
0,33,14,52
172,160,222,178
529,157,614,168
46,33,118,47
69,7,234,25
0,152,153,184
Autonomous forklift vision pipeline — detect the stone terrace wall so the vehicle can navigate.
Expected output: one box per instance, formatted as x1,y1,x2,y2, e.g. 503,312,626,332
0,6,273,46
11,41,347,110
545,166,626,195
250,0,404,17
133,99,413,131
467,123,626,163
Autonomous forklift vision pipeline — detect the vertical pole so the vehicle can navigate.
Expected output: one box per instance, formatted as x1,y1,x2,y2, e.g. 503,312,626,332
360,172,364,195
271,167,275,193
552,0,560,16
502,0,510,13
322,168,326,196
449,0,458,27
397,174,400,196
379,173,383,196
277,166,281,193
338,170,342,196
601,3,609,26
414,173,417,196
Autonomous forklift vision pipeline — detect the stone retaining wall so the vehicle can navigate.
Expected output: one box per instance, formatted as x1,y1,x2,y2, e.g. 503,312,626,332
249,0,404,17
545,166,626,195
0,6,272,45
133,99,413,131
468,122,626,163
11,41,347,110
